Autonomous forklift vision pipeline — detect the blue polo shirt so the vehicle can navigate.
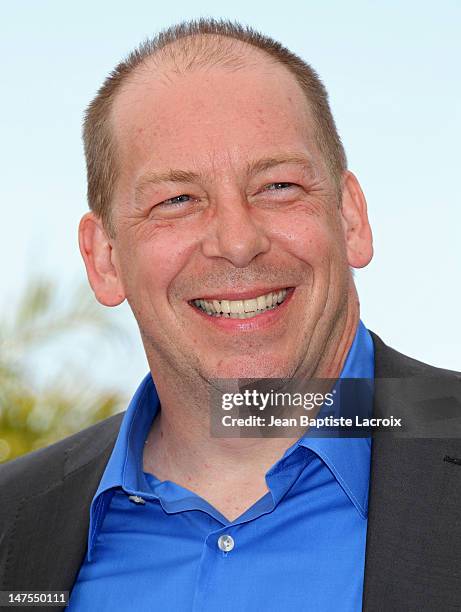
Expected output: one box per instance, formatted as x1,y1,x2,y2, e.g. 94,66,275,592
68,320,374,611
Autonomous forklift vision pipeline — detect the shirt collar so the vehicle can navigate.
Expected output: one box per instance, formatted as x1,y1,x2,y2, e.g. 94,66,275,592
296,319,374,518
87,320,374,559
95,371,160,495
87,372,160,559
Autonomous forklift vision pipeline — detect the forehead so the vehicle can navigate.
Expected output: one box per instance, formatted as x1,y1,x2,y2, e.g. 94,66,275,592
110,48,318,180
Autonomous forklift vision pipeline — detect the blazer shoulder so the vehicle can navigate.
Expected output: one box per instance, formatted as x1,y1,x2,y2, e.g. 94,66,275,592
0,411,124,500
369,329,461,379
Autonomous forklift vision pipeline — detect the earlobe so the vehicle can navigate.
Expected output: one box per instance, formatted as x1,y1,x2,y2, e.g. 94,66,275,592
340,171,374,269
78,212,126,306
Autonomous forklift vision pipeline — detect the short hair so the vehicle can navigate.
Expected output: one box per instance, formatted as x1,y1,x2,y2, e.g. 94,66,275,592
83,18,347,239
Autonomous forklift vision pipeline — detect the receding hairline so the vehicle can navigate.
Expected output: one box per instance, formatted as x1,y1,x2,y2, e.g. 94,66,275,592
123,32,282,79
109,33,298,123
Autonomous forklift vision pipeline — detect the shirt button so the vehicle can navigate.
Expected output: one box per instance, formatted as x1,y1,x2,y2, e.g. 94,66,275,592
128,495,146,505
217,534,235,552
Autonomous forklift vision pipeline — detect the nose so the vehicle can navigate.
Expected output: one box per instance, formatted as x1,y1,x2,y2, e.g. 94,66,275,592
201,195,271,267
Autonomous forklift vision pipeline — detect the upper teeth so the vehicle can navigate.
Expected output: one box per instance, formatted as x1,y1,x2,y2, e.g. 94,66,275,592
193,289,288,317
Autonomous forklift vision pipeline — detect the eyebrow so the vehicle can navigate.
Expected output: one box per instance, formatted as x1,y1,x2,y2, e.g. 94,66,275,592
134,153,314,200
246,153,313,176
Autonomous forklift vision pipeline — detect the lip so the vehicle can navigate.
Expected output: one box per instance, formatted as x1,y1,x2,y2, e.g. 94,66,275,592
191,286,292,302
188,287,295,333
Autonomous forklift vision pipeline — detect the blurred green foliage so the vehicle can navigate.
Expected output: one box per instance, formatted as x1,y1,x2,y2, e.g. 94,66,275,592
0,277,129,463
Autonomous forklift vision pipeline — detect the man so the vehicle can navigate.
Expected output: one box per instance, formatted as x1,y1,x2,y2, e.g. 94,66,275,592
1,19,460,612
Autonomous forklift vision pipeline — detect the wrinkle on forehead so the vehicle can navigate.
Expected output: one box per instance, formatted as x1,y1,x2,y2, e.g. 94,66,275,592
111,61,313,151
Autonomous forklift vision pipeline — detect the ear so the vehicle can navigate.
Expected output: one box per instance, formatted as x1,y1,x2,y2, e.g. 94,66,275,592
339,171,374,268
78,212,126,306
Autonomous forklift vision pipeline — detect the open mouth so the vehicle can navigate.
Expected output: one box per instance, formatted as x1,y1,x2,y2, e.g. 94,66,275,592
189,288,292,319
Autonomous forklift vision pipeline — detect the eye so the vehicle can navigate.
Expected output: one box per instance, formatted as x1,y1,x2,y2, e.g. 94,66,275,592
149,192,205,220
265,182,298,191
158,194,191,207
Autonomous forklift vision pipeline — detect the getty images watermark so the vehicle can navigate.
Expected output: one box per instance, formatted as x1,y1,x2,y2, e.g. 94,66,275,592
209,378,461,438
220,387,400,429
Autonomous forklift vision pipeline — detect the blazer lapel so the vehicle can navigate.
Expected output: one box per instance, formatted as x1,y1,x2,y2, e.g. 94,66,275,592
2,413,123,595
362,332,461,610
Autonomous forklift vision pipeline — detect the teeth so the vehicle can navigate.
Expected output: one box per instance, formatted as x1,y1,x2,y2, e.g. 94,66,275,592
244,298,257,312
230,300,243,314
257,295,266,310
193,289,288,318
221,300,230,314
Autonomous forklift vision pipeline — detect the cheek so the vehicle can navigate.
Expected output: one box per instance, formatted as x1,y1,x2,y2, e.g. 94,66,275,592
120,227,198,303
268,210,345,265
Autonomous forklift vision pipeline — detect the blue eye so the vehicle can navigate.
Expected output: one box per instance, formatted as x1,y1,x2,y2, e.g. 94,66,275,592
161,194,191,206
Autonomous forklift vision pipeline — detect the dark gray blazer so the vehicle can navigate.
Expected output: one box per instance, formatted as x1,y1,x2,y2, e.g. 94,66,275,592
1,331,460,611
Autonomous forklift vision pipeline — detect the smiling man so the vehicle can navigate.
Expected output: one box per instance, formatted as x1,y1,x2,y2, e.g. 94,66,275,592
1,19,461,612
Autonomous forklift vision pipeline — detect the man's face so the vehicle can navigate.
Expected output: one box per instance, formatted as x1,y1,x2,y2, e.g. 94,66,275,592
105,55,367,380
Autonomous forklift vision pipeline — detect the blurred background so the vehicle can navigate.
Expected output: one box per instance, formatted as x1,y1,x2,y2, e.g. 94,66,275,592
1,0,460,461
